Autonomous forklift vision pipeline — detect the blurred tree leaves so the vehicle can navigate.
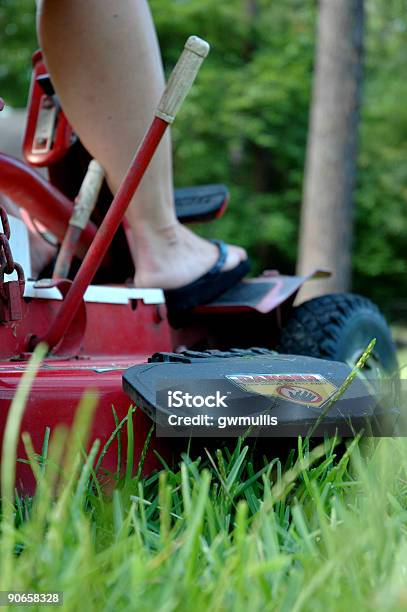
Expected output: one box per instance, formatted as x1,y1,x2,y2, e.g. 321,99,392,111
0,0,406,313
152,0,315,275
355,0,407,309
0,0,37,107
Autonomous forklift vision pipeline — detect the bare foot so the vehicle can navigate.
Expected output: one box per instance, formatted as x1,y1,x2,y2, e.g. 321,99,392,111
134,222,247,290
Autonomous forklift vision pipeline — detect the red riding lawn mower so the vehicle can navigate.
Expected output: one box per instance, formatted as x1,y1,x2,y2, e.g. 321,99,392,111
0,37,400,494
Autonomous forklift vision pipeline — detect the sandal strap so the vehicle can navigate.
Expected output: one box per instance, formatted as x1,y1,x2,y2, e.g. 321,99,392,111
208,239,228,276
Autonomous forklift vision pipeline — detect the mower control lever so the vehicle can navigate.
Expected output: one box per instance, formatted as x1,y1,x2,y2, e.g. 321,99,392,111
156,36,210,124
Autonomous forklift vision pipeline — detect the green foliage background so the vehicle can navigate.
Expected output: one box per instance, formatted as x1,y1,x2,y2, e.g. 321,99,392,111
0,0,406,316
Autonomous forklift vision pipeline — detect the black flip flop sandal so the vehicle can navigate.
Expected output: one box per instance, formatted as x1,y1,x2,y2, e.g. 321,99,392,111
164,239,250,318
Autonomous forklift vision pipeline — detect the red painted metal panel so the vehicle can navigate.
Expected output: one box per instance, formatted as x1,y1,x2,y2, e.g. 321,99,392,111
0,358,169,496
0,295,174,495
0,153,97,256
0,296,172,358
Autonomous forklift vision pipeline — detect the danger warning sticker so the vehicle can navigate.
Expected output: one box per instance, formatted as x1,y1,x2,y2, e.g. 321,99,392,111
225,373,338,407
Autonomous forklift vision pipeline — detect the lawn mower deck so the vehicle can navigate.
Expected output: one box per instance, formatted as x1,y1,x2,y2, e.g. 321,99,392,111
0,269,397,494
0,263,319,494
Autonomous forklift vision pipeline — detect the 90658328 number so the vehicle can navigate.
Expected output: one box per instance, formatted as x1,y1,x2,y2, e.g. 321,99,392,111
0,592,63,606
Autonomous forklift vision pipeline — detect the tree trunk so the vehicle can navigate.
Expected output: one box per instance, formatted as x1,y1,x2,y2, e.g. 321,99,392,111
297,0,364,301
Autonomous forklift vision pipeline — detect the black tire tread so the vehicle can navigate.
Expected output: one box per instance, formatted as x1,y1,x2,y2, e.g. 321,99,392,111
278,293,388,360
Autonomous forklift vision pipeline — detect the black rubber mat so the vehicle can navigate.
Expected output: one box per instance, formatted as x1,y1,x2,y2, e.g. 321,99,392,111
208,281,274,306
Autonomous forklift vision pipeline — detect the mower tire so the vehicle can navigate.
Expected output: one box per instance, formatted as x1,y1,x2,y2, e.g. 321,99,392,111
278,293,398,377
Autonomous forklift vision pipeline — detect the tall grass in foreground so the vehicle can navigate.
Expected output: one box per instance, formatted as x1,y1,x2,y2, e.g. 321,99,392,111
0,349,406,611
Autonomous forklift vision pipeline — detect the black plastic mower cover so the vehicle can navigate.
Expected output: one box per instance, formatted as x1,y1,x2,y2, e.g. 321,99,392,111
123,350,397,437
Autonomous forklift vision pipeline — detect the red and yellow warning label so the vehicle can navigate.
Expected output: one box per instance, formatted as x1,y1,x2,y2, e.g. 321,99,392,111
226,373,338,407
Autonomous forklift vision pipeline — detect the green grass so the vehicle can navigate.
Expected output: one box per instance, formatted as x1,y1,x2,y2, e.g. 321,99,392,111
1,348,407,611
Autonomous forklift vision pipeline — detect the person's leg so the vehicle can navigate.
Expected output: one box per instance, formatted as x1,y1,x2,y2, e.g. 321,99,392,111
36,0,246,289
